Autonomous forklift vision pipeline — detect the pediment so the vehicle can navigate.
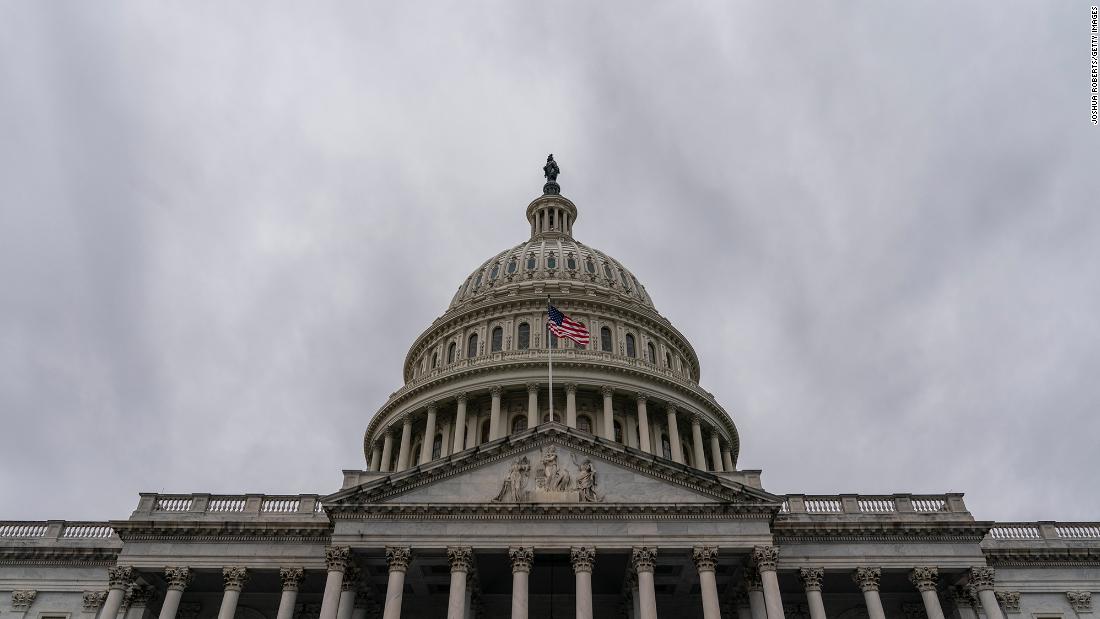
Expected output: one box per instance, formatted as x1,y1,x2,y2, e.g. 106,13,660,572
325,425,781,512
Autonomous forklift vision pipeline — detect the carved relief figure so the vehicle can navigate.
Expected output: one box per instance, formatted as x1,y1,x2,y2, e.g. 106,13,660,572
538,446,572,491
572,455,603,503
492,456,530,502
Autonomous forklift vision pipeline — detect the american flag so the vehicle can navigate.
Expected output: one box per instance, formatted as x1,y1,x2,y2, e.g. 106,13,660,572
547,303,591,347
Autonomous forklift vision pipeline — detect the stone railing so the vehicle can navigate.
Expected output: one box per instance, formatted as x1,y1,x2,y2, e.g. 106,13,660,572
780,493,965,515
0,521,117,540
988,522,1100,541
135,493,325,518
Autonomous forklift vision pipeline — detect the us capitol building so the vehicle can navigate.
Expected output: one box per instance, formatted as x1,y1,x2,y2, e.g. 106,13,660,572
2,158,1098,619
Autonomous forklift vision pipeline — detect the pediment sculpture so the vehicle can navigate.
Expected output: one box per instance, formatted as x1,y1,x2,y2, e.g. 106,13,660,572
492,446,604,503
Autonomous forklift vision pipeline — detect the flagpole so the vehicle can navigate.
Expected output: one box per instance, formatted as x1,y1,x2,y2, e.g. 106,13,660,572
547,296,553,425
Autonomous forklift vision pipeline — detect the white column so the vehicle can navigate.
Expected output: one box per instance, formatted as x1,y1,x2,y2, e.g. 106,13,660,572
380,430,394,472
691,415,707,470
489,386,503,440
747,584,767,619
99,567,134,619
572,547,595,619
910,567,946,619
722,447,735,472
632,547,658,619
602,386,615,440
319,547,350,619
396,416,413,471
382,547,411,619
466,412,478,449
527,383,539,429
636,394,652,453
753,546,785,619
159,568,192,619
276,568,305,619
509,547,533,619
419,403,437,464
369,445,382,472
693,546,721,619
709,432,723,472
799,568,827,619
667,406,684,463
970,568,1006,619
217,567,248,619
853,568,885,619
447,547,472,619
566,384,577,428
337,565,361,619
452,393,468,453
631,577,641,619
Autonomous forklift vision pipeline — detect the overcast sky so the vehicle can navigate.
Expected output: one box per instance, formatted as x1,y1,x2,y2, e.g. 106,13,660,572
1,3,1098,522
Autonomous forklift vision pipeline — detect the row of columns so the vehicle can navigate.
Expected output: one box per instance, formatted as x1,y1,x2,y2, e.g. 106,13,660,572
369,388,737,473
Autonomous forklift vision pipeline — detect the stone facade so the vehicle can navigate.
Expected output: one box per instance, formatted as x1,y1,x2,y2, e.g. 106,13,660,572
2,170,1098,619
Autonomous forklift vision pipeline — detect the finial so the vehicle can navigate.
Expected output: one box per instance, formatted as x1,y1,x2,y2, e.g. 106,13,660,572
542,154,560,195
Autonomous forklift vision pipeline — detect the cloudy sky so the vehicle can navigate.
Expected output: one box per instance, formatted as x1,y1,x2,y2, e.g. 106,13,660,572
1,3,1097,522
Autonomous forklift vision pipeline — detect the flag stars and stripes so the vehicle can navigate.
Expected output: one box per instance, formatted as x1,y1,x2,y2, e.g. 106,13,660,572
547,304,591,347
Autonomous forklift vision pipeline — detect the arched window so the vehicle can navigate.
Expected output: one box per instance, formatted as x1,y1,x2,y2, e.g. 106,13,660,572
603,263,614,281
600,327,613,352
507,258,517,274
480,420,491,444
647,342,656,363
549,332,558,349
447,342,456,364
577,415,593,434
474,272,483,289
547,253,557,269
586,257,596,273
526,255,536,270
665,352,672,368
491,327,503,352
661,434,672,460
625,334,636,358
489,263,499,280
518,323,530,350
432,352,438,369
567,254,577,270
511,416,527,434
613,420,623,443
467,333,478,358
432,434,443,459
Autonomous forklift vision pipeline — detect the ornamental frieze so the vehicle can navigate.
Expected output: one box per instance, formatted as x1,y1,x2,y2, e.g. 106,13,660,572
491,446,603,503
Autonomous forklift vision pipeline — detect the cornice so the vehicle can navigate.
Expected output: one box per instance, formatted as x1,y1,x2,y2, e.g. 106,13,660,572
0,547,119,566
110,520,333,544
335,503,775,521
773,520,993,544
984,547,1100,567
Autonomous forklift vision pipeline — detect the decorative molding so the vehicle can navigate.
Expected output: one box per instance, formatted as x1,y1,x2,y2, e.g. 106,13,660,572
565,383,577,394
752,545,779,572
82,591,107,612
631,546,657,573
11,590,37,611
969,566,995,591
853,567,881,592
455,392,468,404
995,591,1020,613
570,546,595,573
798,568,824,592
386,546,411,572
108,566,134,589
325,545,351,572
948,585,976,608
490,386,503,398
509,546,534,572
447,547,473,573
1067,591,1092,613
909,567,938,592
692,546,718,572
601,385,615,397
223,566,248,591
280,567,305,591
165,566,192,591
527,382,539,393
129,584,155,607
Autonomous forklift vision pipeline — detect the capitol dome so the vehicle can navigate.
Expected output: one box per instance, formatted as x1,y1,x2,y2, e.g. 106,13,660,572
363,157,743,480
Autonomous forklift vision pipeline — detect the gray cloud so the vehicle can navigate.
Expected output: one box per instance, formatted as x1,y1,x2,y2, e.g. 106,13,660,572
1,2,1097,521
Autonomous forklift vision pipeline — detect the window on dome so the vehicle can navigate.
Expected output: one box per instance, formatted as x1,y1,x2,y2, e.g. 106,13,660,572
507,258,517,274
512,416,526,434
578,415,592,434
432,434,443,459
447,342,456,364
474,272,483,289
547,253,556,269
626,334,636,358
600,327,612,352
567,254,577,270
614,420,623,443
432,352,438,369
665,352,672,368
647,342,656,364
518,323,531,350
661,434,672,460
480,420,490,444
467,334,478,358
491,327,503,352
586,257,596,273
526,255,536,270
490,264,499,280
603,263,614,281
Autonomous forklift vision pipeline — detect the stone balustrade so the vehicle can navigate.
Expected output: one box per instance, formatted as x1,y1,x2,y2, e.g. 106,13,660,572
0,520,118,540
781,494,965,516
988,522,1100,540
134,493,326,519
